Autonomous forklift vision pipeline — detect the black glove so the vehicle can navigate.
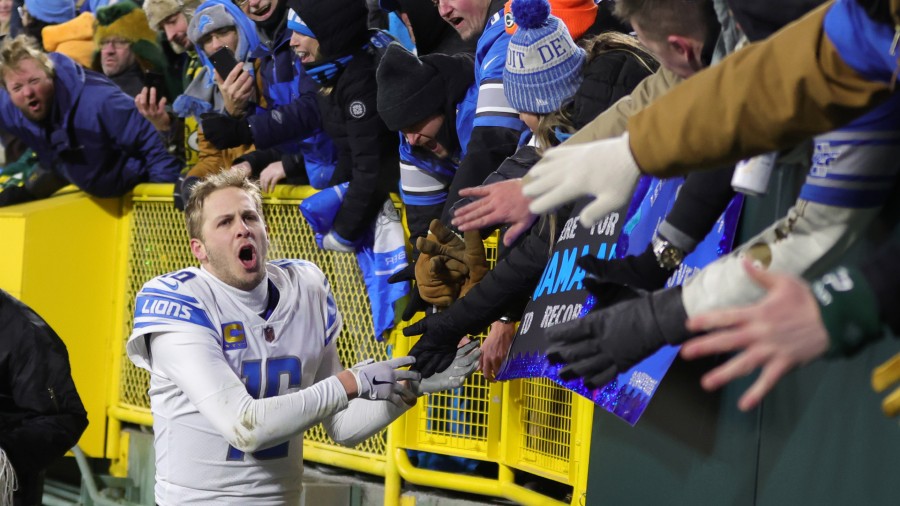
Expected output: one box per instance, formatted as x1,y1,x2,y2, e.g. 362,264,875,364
388,263,430,321
200,112,253,150
546,286,690,389
577,244,674,292
582,278,641,310
387,263,414,285
0,185,37,207
403,311,463,377
173,176,200,211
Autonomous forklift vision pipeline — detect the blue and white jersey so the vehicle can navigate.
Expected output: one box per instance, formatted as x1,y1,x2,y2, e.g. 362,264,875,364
800,92,900,207
399,83,478,206
126,260,341,505
474,9,527,132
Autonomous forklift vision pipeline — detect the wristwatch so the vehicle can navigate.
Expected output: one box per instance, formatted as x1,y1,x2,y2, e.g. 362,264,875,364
651,234,685,270
497,316,516,324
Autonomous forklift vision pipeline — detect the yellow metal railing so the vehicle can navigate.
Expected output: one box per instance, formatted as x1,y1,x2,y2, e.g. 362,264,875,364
105,184,592,505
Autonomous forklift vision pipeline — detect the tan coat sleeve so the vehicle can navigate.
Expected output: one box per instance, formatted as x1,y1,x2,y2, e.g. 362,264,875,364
186,128,255,180
629,1,892,176
562,67,683,146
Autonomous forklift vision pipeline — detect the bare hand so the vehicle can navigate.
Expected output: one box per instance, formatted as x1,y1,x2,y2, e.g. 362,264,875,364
135,86,171,133
259,161,286,193
480,320,516,381
451,179,537,247
216,64,254,117
681,260,829,412
231,161,252,178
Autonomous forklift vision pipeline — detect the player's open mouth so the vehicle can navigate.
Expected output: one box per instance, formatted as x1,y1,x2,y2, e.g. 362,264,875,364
449,17,463,28
238,245,257,269
27,99,40,112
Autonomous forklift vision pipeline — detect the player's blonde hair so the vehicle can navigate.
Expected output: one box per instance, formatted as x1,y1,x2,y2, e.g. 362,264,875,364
184,168,264,240
0,35,55,88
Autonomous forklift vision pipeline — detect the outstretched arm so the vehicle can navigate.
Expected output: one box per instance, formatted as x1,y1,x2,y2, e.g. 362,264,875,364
681,261,830,412
148,332,416,452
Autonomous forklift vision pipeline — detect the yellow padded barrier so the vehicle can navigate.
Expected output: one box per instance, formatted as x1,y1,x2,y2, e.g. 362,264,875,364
0,191,122,458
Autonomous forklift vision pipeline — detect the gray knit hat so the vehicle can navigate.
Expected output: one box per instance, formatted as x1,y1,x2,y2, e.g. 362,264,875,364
187,3,236,47
143,0,200,30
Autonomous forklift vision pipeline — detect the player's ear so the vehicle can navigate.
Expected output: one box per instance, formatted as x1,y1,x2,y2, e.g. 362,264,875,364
190,238,208,262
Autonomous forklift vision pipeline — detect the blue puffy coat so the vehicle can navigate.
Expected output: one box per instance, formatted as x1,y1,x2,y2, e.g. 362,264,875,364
0,53,180,198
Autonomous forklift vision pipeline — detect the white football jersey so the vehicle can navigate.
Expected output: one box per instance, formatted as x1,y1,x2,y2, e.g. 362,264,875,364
127,260,342,505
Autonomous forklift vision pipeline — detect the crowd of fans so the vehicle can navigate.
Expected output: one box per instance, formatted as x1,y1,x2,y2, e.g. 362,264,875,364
0,0,899,502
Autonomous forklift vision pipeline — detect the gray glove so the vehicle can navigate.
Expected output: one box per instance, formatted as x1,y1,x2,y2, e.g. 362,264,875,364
350,356,420,402
411,340,481,396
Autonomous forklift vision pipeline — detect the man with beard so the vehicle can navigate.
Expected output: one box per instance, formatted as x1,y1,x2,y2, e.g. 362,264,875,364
138,0,203,172
93,1,174,99
0,35,180,206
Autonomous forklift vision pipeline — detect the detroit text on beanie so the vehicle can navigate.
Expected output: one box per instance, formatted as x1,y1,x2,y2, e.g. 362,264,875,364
503,0,586,114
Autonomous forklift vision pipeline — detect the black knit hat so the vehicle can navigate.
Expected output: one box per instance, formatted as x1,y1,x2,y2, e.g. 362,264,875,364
289,0,369,59
376,42,446,132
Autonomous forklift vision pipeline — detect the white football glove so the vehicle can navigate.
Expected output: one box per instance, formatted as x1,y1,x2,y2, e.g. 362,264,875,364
350,356,420,403
411,340,481,396
523,133,641,227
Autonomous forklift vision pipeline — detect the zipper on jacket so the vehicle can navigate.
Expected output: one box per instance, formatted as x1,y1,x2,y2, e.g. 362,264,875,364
48,387,59,412
891,25,900,90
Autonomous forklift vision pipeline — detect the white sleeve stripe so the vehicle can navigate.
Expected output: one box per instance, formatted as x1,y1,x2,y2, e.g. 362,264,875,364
402,182,447,192
476,106,520,114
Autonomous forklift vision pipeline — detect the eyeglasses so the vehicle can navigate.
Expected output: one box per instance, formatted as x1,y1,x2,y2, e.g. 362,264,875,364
100,39,131,50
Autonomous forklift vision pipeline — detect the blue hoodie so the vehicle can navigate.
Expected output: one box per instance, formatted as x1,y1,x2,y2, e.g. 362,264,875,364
0,53,180,197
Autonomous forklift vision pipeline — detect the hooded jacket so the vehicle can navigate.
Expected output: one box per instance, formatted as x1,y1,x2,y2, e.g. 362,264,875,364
291,0,400,243
177,0,260,181
241,1,336,195
0,53,180,198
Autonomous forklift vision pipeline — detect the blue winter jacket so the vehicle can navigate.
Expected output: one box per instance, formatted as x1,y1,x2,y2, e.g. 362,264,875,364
439,0,527,221
0,53,180,198
398,83,477,209
246,20,337,184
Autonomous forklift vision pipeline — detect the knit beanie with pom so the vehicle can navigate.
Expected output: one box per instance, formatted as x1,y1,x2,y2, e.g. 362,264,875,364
503,0,585,114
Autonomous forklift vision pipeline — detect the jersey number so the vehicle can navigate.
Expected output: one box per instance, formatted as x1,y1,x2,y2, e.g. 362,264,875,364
226,357,302,461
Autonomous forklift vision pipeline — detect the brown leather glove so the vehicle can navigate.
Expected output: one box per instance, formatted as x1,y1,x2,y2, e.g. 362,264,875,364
414,220,469,307
416,219,488,301
413,248,464,307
